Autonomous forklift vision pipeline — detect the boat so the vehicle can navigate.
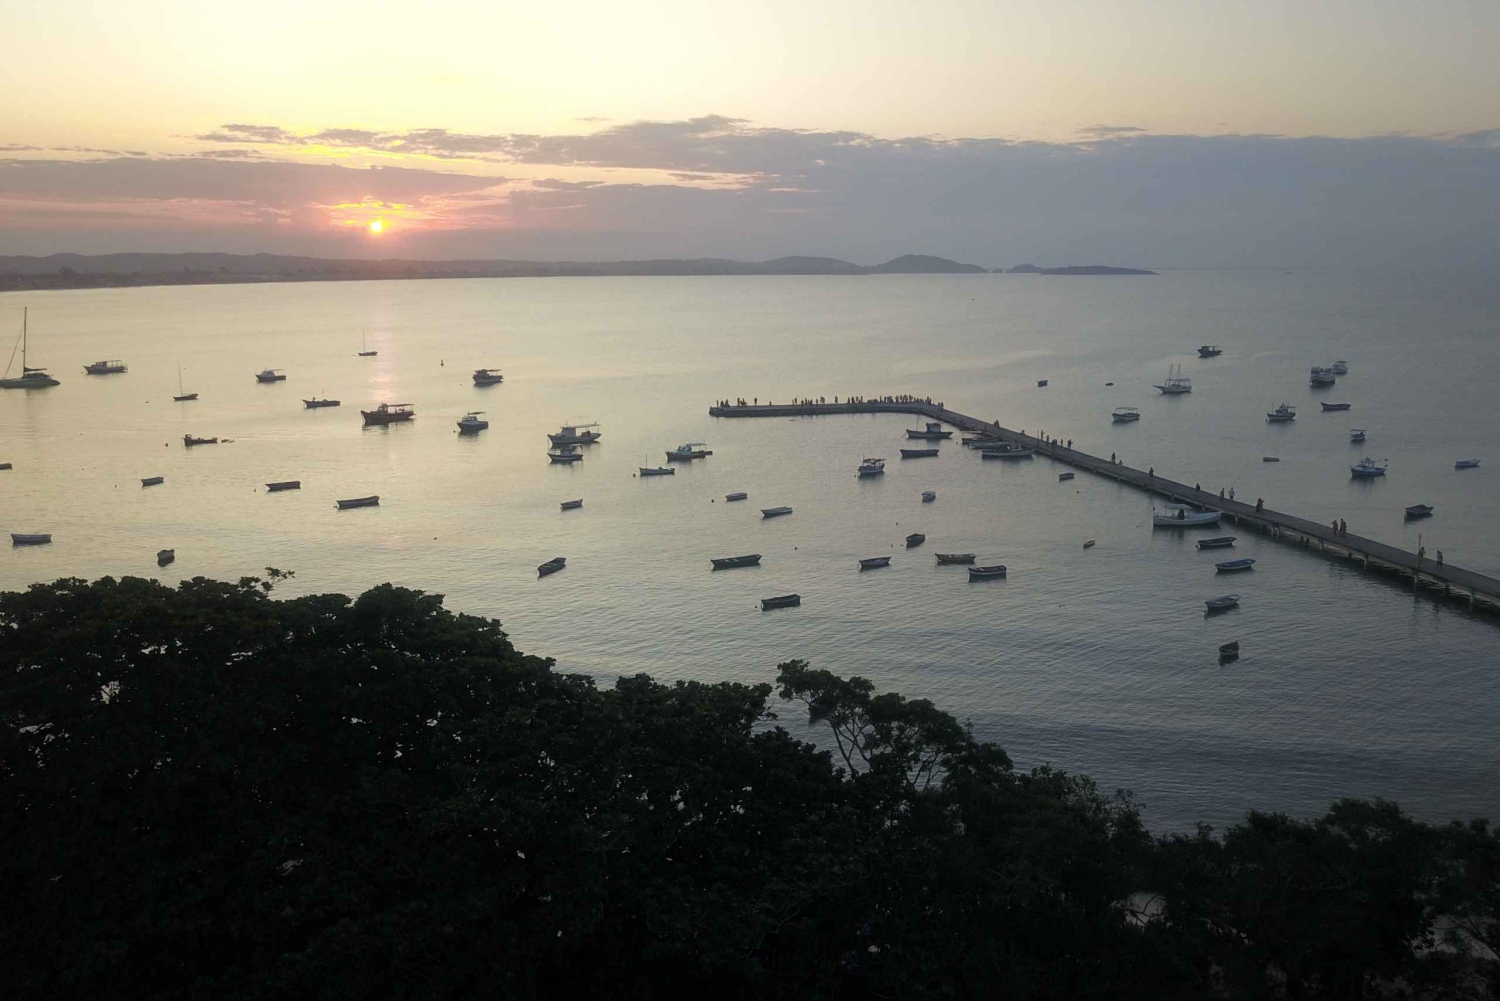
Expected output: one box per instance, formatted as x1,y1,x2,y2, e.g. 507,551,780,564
84,360,127,375
183,435,218,447
336,495,380,509
856,457,886,476
725,491,748,501
900,448,939,458
548,423,601,445
1197,536,1237,549
971,439,1021,450
761,506,793,518
1262,456,1280,462
362,402,414,426
666,442,712,461
0,309,60,389
859,556,892,569
936,553,975,564
156,549,175,566
1404,504,1434,519
0,463,11,470
548,445,584,463
560,499,583,510
638,465,673,475
537,557,566,577
905,533,926,548
1153,364,1192,394
761,594,801,610
457,411,489,433
1153,506,1222,527
1219,641,1241,658
1309,366,1336,387
1331,360,1349,374
265,481,301,491
1455,459,1480,469
1350,457,1387,478
472,368,504,386
141,476,164,487
961,434,999,445
905,422,953,440
1350,429,1367,443
1215,558,1256,572
1204,594,1239,611
1198,345,1223,358
255,368,286,383
712,554,762,569
968,565,1008,579
1111,406,1141,422
1083,540,1096,548
304,398,341,408
1320,402,1352,411
358,332,377,357
982,447,1034,459
1037,379,1049,387
921,490,937,502
1266,403,1296,422
11,533,52,545
1059,472,1075,481
173,365,197,402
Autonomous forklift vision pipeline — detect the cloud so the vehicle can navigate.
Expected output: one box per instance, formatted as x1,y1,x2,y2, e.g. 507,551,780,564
1078,124,1149,137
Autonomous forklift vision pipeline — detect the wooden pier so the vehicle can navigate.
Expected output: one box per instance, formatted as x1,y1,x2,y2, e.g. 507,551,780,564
708,399,1500,613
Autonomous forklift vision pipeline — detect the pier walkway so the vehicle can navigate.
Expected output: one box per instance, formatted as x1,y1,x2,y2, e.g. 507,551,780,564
708,400,1500,612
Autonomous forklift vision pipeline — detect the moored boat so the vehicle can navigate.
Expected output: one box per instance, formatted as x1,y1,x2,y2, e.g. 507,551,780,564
935,553,975,564
982,447,1034,459
1455,459,1480,469
1154,364,1192,394
1309,366,1336,387
712,554,762,569
183,435,218,447
1205,594,1239,611
761,506,793,518
638,465,673,475
905,422,952,440
1153,506,1222,526
1198,345,1223,357
1197,536,1237,549
1083,540,1096,548
548,444,584,463
1263,456,1280,462
961,434,998,445
255,368,286,383
141,476,164,487
265,481,301,491
336,495,379,509
1037,379,1048,387
1404,504,1434,519
304,398,341,408
1112,406,1141,423
537,557,566,577
905,533,926,548
548,422,601,445
457,411,489,433
968,564,1007,579
1349,429,1366,443
84,360,127,375
1331,360,1349,374
856,457,886,476
900,447,939,458
1350,457,1387,478
472,368,504,386
11,533,52,545
1215,558,1256,572
362,402,415,426
156,549,175,566
560,499,583,510
1219,641,1241,658
666,442,712,461
0,309,60,389
761,593,801,610
859,556,892,569
725,491,748,501
921,490,937,502
1266,403,1296,422
173,364,196,401
358,332,377,357
1059,472,1075,481
1320,402,1351,411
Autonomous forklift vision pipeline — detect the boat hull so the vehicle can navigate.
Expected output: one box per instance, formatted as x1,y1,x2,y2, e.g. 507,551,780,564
935,553,975,564
905,430,952,439
0,375,61,388
266,481,301,492
725,492,748,501
183,436,218,447
304,400,341,409
899,448,939,458
968,565,1007,579
1197,537,1237,549
157,550,175,565
1215,559,1256,572
336,496,379,509
638,466,672,475
537,558,566,577
11,533,51,545
761,594,801,610
1154,510,1222,526
173,394,198,402
560,499,583,510
141,476,164,487
760,507,792,517
712,555,762,569
982,448,1034,459
362,411,414,425
859,557,891,569
1321,403,1352,411
1404,506,1433,519
548,433,601,445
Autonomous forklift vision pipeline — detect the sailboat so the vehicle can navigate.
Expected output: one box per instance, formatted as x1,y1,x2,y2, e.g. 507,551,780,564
358,331,377,357
173,365,198,402
0,308,61,389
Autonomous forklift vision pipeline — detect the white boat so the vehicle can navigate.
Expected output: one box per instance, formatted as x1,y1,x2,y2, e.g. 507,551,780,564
856,457,886,476
1205,594,1239,611
255,368,286,383
1154,365,1192,394
1455,459,1480,469
1350,429,1366,443
1309,366,1336,387
638,466,674,476
0,309,60,389
666,442,712,461
1350,457,1387,478
1266,403,1296,422
84,359,127,375
725,491,748,501
1153,505,1222,527
1111,406,1141,422
548,445,584,463
548,423,601,445
921,490,936,502
761,506,793,518
457,411,489,433
1331,360,1349,374
11,532,52,545
905,422,952,440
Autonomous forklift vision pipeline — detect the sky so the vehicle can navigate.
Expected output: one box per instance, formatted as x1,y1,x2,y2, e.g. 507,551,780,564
2,0,1497,267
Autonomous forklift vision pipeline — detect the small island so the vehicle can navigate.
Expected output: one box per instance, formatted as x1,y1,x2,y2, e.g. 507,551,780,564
1000,263,1157,275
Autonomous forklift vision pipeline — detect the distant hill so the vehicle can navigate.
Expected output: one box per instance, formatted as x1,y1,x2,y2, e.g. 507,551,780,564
0,251,989,291
1003,263,1157,275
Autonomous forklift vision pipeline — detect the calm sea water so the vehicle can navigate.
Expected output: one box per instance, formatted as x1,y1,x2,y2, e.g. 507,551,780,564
3,271,1498,829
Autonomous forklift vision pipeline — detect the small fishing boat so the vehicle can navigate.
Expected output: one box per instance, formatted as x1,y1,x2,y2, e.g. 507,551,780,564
537,557,566,577
560,499,583,510
761,594,801,610
472,368,504,386
1,309,61,389
362,402,414,426
183,435,218,447
84,360,127,374
1111,406,1141,423
961,434,998,445
1404,504,1434,519
666,442,712,461
900,448,939,458
1218,641,1240,657
905,422,953,440
905,533,926,548
0,463,11,470
1154,364,1192,394
859,556,892,569
1204,594,1239,611
1455,459,1480,469
971,439,1020,450
712,554,762,569
968,565,1007,579
1037,379,1049,387
548,423,601,445
1198,345,1223,357
156,549,175,566
1350,429,1367,443
358,332,377,357
1266,403,1296,422
921,490,937,502
548,445,584,463
1350,457,1387,478
266,481,301,491
1262,456,1280,462
857,457,886,476
725,491,748,501
457,411,489,433
935,553,975,564
1320,402,1352,411
336,495,379,510
173,365,197,401
982,447,1034,459
1331,360,1349,374
255,368,286,383
1215,558,1256,572
1083,540,1096,548
1059,472,1075,481
1153,506,1222,527
304,398,341,408
11,533,52,545
638,465,673,475
141,476,164,487
1197,536,1237,549
761,506,793,518
1309,366,1336,387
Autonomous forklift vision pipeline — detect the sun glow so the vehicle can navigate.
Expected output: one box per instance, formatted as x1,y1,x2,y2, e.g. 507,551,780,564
368,218,384,234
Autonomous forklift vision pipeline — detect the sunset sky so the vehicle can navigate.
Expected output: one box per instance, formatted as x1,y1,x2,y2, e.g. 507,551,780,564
3,0,1497,266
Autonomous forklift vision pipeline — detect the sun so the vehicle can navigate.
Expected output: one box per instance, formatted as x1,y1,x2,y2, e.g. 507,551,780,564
368,219,384,235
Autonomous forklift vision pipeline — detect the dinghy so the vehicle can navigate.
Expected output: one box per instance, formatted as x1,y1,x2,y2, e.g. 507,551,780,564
905,533,926,548
537,557,566,577
968,565,1007,579
560,499,583,510
1215,558,1256,572
1205,594,1239,611
712,554,761,569
11,533,51,545
859,556,892,569
141,476,164,487
761,506,793,518
725,491,748,501
265,481,301,491
935,553,974,564
335,495,379,510
761,594,801,610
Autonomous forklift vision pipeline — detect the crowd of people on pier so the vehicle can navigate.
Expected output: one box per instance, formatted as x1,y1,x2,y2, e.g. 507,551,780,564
714,394,935,408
